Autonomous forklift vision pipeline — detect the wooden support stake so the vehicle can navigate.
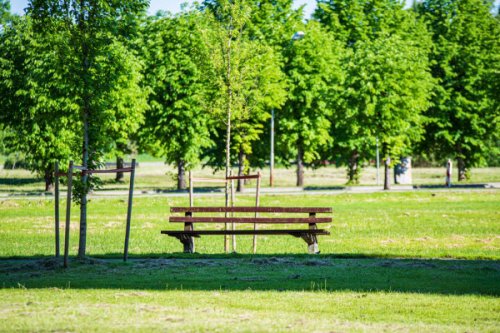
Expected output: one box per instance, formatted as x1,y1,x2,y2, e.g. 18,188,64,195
63,161,73,268
54,161,60,258
231,178,236,252
253,172,261,254
123,159,136,262
189,171,193,207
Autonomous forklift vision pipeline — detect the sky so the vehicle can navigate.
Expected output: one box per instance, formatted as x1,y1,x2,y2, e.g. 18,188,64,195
9,0,500,18
10,0,317,18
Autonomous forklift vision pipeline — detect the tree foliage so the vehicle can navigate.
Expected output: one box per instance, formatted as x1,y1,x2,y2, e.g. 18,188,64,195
278,21,344,186
316,0,434,185
26,0,148,258
416,0,500,180
140,11,213,190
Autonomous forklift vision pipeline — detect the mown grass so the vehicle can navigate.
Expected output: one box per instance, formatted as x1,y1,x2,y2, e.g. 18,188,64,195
1,190,499,332
0,191,498,259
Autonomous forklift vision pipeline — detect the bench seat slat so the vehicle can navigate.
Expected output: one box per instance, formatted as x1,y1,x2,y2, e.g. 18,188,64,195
170,207,332,213
161,229,330,236
169,217,332,224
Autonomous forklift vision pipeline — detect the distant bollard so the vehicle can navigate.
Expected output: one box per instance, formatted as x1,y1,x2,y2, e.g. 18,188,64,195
445,159,452,187
394,157,412,185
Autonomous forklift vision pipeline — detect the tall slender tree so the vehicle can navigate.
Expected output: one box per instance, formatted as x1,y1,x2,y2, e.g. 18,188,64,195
202,0,286,194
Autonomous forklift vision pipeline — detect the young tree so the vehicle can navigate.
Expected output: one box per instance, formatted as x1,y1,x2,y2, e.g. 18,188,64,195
202,0,286,194
417,0,500,180
140,12,213,190
27,0,148,258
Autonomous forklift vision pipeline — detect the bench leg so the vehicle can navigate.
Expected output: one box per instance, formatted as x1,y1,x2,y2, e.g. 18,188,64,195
183,221,195,253
180,235,195,253
306,220,320,254
300,233,319,254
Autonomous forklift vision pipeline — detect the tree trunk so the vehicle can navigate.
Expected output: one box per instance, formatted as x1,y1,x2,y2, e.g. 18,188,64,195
78,22,90,259
384,156,391,190
237,149,245,192
347,150,360,184
296,146,304,187
78,109,89,259
457,157,467,181
44,167,54,192
177,159,186,190
115,156,124,182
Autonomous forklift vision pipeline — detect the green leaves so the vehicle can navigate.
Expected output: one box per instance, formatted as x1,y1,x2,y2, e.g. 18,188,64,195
417,0,500,178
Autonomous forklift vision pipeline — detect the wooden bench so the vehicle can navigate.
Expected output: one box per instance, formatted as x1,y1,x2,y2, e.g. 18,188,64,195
161,207,332,254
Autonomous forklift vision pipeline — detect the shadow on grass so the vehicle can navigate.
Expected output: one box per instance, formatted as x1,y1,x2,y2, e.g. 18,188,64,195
1,254,499,296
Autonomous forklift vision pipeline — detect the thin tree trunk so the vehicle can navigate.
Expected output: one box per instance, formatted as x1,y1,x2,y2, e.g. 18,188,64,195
44,167,54,192
115,156,124,182
223,17,234,253
347,150,360,184
78,13,90,259
237,148,245,192
177,159,186,190
296,146,304,187
457,157,467,181
384,155,391,190
78,109,89,259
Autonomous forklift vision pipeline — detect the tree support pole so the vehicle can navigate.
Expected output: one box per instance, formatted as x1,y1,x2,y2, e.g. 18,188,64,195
54,161,60,258
64,161,73,268
124,159,136,262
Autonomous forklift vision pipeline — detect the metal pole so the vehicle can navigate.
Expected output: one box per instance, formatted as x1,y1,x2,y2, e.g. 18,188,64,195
54,161,60,258
376,138,380,186
124,159,136,262
270,109,274,187
64,161,73,268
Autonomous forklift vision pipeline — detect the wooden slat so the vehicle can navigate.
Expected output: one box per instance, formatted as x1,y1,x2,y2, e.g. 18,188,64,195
226,174,260,180
170,206,332,213
169,217,332,224
84,167,133,174
191,177,228,183
162,229,330,236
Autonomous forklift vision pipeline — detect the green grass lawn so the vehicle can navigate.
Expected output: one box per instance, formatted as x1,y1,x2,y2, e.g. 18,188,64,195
1,191,499,331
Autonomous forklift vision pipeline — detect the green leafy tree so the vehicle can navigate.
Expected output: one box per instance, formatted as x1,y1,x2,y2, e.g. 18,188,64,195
0,16,79,191
27,0,148,258
315,0,434,187
279,21,343,187
0,0,11,23
140,11,213,190
417,0,500,180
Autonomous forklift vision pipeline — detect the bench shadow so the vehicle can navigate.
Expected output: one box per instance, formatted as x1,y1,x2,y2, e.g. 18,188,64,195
1,254,498,296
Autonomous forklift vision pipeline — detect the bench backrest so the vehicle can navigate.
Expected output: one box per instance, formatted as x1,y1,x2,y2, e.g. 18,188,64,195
169,206,332,224
170,207,332,214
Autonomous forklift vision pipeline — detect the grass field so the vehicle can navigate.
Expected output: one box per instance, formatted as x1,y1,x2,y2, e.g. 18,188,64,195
1,163,499,194
1,190,499,331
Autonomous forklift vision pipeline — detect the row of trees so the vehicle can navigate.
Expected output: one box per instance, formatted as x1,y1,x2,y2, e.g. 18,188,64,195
1,0,499,189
